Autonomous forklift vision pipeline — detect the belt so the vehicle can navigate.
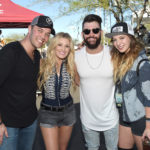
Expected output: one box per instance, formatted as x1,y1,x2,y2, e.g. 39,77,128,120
41,101,73,112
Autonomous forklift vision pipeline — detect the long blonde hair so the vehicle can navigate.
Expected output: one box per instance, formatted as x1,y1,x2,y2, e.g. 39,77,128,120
37,32,75,90
111,35,143,83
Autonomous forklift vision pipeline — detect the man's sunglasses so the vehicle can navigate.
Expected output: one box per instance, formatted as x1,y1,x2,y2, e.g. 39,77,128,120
83,28,101,35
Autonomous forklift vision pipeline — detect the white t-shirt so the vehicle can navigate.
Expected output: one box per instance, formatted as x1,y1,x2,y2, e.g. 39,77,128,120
75,46,119,131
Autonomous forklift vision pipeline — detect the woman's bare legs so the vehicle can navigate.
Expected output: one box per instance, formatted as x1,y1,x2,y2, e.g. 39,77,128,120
59,125,73,150
133,135,143,150
118,125,134,149
119,124,143,150
40,126,59,150
40,125,73,150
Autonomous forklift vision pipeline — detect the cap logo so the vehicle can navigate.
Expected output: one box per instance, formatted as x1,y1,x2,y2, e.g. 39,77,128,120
46,18,52,25
112,26,123,33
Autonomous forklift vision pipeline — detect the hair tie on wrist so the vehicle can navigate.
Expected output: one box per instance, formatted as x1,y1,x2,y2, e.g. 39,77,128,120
146,117,150,121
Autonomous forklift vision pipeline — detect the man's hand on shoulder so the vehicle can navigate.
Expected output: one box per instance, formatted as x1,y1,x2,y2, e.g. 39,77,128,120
75,41,85,51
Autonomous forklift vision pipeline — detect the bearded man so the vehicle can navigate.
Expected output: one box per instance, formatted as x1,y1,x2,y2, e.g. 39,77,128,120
75,14,119,150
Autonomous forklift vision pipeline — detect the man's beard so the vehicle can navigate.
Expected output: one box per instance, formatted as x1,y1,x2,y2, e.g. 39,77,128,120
84,35,101,49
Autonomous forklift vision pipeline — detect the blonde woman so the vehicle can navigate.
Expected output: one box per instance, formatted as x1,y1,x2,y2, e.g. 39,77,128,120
106,22,150,150
37,32,76,150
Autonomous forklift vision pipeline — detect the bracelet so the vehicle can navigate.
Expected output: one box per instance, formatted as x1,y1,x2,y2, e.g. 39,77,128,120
145,117,150,122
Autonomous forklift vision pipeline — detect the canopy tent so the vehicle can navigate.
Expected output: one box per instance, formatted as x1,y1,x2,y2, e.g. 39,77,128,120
0,0,43,28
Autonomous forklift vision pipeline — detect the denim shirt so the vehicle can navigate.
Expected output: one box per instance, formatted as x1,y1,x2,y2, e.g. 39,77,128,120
41,62,73,107
117,50,150,122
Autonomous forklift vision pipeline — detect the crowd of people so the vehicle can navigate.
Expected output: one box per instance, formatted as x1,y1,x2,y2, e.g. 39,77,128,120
0,13,150,150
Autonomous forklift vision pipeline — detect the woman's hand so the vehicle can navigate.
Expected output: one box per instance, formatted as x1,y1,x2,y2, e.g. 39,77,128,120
142,122,150,141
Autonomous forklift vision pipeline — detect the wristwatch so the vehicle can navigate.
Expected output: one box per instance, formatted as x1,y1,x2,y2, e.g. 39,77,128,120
0,121,3,125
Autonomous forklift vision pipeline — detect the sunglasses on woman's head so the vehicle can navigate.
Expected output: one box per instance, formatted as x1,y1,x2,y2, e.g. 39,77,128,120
83,28,101,35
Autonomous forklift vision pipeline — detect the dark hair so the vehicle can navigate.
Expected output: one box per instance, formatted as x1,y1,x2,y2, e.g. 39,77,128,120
82,14,102,29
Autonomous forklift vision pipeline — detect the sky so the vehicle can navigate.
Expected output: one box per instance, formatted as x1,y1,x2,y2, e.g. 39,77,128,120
1,0,84,41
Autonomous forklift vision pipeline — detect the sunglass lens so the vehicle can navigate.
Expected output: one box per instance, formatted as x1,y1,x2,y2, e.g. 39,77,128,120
83,29,90,35
93,28,100,34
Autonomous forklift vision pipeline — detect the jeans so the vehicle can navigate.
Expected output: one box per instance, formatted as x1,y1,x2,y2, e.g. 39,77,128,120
0,120,37,150
82,123,119,150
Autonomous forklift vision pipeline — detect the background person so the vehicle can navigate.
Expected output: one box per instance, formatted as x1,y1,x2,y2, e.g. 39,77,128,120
75,14,119,150
0,15,55,150
106,22,150,150
37,32,76,150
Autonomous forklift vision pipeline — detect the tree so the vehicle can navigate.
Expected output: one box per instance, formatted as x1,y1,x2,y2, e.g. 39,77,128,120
4,34,25,44
31,0,149,33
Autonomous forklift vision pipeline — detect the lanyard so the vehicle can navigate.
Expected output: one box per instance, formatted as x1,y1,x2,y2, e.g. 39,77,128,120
115,80,123,108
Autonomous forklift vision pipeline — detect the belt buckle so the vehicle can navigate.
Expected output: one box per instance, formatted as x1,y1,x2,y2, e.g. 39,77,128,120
59,106,65,111
53,106,64,112
53,107,58,112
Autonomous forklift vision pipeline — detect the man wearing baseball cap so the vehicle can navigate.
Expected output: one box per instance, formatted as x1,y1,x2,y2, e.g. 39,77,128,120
0,15,55,150
31,15,55,36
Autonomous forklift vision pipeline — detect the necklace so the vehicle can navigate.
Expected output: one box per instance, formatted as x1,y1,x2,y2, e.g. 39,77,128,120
85,49,104,70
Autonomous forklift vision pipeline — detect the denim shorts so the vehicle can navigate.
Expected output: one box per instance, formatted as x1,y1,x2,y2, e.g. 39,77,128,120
38,104,76,128
118,107,146,136
120,116,146,136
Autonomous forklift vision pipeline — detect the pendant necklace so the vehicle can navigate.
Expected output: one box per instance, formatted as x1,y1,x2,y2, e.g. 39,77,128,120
85,49,104,70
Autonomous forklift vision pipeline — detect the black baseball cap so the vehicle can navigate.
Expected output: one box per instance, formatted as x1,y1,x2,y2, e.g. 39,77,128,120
105,22,134,38
31,15,55,35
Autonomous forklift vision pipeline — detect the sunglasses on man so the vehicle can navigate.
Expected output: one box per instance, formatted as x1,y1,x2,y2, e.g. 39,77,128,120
83,28,101,35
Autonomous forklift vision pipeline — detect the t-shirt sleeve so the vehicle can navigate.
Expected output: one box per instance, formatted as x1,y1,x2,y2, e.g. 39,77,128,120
0,45,16,86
